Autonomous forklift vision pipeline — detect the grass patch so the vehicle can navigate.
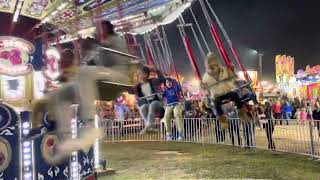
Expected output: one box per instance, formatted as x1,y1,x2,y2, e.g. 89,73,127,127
99,141,320,180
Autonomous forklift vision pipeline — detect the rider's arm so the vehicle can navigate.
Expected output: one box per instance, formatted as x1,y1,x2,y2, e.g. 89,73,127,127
201,72,216,89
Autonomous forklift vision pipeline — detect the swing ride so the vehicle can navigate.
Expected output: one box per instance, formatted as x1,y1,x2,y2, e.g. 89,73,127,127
0,0,258,179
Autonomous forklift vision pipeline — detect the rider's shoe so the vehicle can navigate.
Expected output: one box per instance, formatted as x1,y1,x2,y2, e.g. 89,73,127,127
238,107,253,123
166,134,173,141
140,122,151,135
177,133,184,141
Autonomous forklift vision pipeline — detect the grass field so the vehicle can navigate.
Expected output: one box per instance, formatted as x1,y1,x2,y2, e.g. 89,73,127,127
99,141,320,180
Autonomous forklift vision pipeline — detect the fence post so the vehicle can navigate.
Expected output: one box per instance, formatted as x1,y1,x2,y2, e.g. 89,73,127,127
160,120,163,141
201,118,207,145
112,120,115,143
309,120,315,157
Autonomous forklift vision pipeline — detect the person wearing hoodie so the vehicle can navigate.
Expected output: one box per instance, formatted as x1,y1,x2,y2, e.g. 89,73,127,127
282,101,293,125
201,52,253,129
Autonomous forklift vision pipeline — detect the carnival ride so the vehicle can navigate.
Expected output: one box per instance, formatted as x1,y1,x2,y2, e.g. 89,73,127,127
0,0,256,179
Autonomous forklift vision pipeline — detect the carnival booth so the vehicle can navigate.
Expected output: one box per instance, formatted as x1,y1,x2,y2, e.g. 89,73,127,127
296,65,320,101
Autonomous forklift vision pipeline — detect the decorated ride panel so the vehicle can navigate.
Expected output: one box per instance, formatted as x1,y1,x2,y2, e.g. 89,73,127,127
20,0,65,20
0,103,20,180
50,0,178,33
0,36,35,108
0,36,34,76
31,112,95,180
0,0,17,13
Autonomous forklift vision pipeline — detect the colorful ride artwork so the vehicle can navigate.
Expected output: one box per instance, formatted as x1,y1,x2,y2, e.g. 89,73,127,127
0,36,97,180
296,65,320,101
0,36,60,109
275,54,297,97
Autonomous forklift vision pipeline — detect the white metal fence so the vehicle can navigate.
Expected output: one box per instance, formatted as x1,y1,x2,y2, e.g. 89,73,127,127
99,117,320,158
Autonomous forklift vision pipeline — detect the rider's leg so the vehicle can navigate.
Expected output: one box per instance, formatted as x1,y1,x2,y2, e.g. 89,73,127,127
48,83,101,165
140,101,163,134
139,104,149,124
147,100,163,125
77,66,132,121
214,95,229,129
173,104,184,140
51,83,77,127
224,91,252,122
164,105,174,140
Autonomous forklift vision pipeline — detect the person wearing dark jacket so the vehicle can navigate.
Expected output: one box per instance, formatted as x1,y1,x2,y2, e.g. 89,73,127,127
264,101,275,150
135,66,165,134
312,106,320,137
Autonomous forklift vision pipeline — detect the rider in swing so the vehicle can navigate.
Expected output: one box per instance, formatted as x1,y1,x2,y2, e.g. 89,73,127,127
162,78,184,141
28,20,135,164
134,66,165,134
201,52,253,128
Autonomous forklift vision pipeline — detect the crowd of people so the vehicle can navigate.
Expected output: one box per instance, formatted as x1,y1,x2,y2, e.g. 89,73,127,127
255,97,320,125
96,49,320,150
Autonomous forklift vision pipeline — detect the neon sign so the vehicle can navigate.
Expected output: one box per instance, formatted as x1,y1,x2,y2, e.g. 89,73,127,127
0,36,35,76
305,65,320,75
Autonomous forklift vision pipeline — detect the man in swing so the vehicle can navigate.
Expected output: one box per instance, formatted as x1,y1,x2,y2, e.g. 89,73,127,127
201,52,253,128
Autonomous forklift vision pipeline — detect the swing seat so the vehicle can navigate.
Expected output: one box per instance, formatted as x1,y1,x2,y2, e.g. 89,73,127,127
218,84,257,106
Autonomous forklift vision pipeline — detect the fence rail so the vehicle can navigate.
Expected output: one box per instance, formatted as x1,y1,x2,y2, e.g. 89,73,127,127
99,118,320,158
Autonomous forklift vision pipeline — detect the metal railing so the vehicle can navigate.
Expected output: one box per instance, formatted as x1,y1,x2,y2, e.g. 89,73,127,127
99,117,320,158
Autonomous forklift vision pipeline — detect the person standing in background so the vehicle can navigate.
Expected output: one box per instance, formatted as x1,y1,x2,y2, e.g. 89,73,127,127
272,100,282,124
264,100,275,150
312,103,320,137
282,101,293,125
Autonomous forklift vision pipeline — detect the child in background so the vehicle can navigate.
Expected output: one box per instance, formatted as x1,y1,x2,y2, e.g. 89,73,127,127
300,107,307,125
306,102,313,120
294,108,301,124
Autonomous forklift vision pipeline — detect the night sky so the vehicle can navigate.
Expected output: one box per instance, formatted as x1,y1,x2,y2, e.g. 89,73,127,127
161,0,320,82
1,0,319,83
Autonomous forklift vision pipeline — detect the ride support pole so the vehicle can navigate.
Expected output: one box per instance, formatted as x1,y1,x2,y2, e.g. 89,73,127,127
190,6,211,53
178,17,201,80
179,16,206,60
204,0,252,82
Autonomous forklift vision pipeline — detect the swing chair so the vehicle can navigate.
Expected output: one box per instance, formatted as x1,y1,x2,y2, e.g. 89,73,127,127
174,0,257,106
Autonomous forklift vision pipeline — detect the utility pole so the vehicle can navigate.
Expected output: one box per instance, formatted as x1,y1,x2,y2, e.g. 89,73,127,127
258,53,263,99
